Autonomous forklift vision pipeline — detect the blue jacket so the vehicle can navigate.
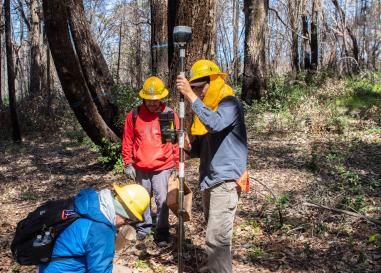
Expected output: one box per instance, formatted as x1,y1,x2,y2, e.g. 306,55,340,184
188,96,248,190
39,189,117,273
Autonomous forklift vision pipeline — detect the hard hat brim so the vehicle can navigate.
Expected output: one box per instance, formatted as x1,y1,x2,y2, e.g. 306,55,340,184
190,72,227,83
139,88,169,100
113,183,143,221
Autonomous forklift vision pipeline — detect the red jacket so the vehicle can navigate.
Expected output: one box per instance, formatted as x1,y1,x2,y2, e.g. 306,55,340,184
122,103,179,172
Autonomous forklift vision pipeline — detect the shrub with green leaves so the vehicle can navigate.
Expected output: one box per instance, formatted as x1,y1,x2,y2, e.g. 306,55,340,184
98,138,124,173
112,84,141,131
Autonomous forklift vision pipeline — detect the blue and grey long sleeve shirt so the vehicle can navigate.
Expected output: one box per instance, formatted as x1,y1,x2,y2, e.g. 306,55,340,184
188,96,248,190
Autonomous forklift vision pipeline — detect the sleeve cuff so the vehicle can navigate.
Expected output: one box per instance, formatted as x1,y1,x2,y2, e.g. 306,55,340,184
191,98,204,116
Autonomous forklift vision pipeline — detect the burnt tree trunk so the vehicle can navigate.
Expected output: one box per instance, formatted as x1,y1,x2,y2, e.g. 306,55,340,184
116,18,122,84
150,0,169,83
331,0,359,71
29,0,43,97
133,0,143,89
5,0,21,142
302,0,311,70
42,0,119,145
241,0,268,104
311,0,319,70
232,0,240,83
66,0,118,134
288,0,300,75
168,0,217,129
168,0,217,89
46,34,53,117
0,2,2,108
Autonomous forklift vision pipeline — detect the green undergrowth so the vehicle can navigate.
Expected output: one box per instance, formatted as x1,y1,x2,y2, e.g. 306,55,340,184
336,77,381,110
112,84,141,130
245,71,381,134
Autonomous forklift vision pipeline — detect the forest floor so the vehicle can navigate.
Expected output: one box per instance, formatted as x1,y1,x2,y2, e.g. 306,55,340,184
0,125,380,273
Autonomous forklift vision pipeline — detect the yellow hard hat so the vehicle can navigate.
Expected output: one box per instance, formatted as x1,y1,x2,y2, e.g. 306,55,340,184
139,76,169,100
189,60,227,83
113,183,150,221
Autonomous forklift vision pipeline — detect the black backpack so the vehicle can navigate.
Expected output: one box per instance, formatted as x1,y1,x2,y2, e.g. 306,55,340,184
11,198,81,265
132,106,177,144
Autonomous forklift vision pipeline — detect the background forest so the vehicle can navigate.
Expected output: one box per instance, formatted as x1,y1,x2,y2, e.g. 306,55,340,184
0,0,380,272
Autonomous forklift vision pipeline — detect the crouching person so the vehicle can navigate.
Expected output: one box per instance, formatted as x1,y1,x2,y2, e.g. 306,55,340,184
39,184,149,273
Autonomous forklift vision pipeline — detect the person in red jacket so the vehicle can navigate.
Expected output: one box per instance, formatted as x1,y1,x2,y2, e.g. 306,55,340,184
122,76,179,246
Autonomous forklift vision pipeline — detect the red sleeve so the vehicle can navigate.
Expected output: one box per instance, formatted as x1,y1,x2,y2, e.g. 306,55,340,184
173,111,180,168
122,111,134,166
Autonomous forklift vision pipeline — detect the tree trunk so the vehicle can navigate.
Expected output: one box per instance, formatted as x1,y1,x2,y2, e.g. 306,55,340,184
29,0,43,97
331,0,359,70
310,0,319,70
0,3,2,109
232,0,240,83
168,0,217,93
167,0,217,129
241,0,268,104
42,0,119,145
302,0,311,70
150,0,169,83
66,0,118,134
5,0,21,142
46,34,53,117
116,18,122,85
288,0,300,74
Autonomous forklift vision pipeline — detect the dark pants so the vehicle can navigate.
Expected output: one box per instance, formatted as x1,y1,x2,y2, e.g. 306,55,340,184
135,168,171,236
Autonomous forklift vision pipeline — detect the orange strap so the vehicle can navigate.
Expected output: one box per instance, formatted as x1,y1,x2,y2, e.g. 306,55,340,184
236,170,250,193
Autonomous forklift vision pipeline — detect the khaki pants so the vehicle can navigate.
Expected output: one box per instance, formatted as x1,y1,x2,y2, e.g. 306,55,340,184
202,182,239,273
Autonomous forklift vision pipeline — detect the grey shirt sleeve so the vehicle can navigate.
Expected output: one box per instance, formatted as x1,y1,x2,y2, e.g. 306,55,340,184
191,96,239,133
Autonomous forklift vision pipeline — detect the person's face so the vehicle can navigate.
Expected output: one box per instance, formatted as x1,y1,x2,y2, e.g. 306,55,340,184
192,83,209,100
144,99,161,113
115,214,129,228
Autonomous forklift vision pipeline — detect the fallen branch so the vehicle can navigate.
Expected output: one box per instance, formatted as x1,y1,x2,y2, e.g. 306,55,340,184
303,201,381,227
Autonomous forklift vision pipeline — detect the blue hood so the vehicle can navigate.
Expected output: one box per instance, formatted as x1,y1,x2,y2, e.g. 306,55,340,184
74,189,115,230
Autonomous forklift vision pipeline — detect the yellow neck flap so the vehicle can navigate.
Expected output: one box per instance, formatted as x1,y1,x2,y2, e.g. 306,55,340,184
191,75,235,135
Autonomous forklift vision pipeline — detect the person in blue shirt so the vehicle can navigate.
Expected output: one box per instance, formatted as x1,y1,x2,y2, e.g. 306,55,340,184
176,60,248,273
39,183,149,273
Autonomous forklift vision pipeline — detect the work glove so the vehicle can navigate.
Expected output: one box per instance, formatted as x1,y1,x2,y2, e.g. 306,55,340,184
124,164,136,181
170,167,178,177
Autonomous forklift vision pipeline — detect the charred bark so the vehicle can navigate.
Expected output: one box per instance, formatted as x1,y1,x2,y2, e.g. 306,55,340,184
241,0,268,104
331,0,359,71
0,3,2,109
29,0,43,97
302,0,311,70
42,0,119,145
66,0,118,134
168,0,217,91
288,0,300,74
311,0,319,70
5,0,21,142
167,0,217,130
150,0,169,83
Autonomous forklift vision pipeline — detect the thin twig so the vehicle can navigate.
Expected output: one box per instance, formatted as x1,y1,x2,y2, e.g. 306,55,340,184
251,177,283,225
303,201,381,227
268,7,308,40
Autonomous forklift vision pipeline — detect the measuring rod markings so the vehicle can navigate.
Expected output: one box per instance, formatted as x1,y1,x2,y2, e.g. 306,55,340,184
179,162,185,178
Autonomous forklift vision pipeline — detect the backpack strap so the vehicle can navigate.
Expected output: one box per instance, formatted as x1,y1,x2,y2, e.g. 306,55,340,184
132,105,172,128
50,255,84,262
132,106,140,129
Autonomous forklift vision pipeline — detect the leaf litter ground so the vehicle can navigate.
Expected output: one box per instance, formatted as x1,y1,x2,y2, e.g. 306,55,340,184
0,129,380,273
